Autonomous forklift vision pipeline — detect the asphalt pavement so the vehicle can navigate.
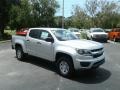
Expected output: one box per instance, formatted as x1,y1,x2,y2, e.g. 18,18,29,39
0,41,120,90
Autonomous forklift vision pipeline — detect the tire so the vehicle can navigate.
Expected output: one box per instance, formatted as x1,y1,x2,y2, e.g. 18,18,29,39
16,47,25,60
91,37,93,41
104,39,107,43
87,36,90,40
57,56,74,77
113,37,117,42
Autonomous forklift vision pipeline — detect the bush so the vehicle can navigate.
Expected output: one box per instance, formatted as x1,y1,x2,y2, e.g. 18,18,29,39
80,32,87,39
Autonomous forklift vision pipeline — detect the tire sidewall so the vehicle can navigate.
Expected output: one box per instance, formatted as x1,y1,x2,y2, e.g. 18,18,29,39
57,57,74,77
16,47,24,60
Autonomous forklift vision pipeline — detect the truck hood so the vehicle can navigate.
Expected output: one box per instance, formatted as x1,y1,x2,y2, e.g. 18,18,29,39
60,40,103,50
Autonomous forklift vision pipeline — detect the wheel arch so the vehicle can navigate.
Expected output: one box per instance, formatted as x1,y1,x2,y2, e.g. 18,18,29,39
55,52,74,68
15,43,23,49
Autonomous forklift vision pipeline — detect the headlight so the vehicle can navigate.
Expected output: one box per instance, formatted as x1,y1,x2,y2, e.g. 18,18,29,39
76,49,92,56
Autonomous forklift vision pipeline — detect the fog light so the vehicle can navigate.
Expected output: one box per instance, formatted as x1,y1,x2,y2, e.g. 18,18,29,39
80,62,90,67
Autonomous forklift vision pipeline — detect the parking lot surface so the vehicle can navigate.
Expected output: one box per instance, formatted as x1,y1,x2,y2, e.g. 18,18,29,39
0,41,120,90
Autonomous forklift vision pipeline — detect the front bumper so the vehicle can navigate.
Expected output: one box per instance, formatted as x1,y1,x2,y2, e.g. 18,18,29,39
92,37,108,41
73,53,105,70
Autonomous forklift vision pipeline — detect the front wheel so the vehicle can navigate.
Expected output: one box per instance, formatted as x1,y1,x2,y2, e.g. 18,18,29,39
103,39,108,43
113,37,117,42
57,57,74,77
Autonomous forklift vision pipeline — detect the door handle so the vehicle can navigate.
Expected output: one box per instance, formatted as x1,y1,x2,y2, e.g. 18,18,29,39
37,42,41,44
26,39,30,41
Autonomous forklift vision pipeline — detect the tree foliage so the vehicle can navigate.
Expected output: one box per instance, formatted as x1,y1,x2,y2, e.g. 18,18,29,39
9,0,32,29
68,0,120,29
31,0,59,27
0,0,59,37
0,0,19,37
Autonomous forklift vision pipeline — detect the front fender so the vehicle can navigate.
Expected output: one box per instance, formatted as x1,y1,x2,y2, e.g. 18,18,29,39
55,46,76,59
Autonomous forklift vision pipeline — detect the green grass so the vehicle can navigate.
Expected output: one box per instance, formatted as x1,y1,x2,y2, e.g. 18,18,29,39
0,30,15,42
4,30,15,35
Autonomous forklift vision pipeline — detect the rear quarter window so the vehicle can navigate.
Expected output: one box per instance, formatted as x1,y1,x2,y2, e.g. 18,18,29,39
29,30,41,39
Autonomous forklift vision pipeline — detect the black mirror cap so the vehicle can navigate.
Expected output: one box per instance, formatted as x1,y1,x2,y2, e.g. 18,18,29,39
45,37,54,43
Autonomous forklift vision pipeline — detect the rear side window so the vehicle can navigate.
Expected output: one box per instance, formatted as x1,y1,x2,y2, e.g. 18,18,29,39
29,30,41,39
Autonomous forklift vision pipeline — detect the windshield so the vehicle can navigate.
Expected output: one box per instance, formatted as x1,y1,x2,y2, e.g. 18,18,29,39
91,29,104,32
52,30,79,41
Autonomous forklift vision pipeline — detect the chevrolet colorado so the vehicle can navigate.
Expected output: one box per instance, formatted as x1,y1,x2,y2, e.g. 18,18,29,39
12,28,105,77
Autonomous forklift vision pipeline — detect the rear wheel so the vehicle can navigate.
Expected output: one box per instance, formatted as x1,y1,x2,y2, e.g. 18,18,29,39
57,56,74,77
16,47,25,60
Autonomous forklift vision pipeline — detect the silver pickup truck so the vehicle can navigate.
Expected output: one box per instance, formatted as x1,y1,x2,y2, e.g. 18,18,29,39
12,28,105,77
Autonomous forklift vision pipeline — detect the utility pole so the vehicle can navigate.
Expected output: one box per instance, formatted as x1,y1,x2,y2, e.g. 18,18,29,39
62,0,64,28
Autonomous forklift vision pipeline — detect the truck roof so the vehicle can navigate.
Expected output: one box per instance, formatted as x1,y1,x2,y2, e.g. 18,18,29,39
29,28,67,31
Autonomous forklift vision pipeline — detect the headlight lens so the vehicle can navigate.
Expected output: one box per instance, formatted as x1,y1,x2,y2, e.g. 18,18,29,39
76,49,92,56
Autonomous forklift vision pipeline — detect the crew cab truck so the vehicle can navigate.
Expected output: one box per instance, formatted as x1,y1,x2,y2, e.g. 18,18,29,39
12,28,105,77
87,28,108,42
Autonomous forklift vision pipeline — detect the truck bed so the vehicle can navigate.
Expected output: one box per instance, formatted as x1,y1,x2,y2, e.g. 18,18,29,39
12,35,26,49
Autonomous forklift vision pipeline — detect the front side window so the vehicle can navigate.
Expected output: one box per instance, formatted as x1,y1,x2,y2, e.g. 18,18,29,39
40,31,52,40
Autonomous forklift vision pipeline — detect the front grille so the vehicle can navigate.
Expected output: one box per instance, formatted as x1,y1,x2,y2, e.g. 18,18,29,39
101,35,107,37
94,34,107,38
93,53,103,58
91,48,104,58
91,48,103,52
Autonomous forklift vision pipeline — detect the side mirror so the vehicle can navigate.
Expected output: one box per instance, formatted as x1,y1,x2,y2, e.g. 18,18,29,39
45,37,54,43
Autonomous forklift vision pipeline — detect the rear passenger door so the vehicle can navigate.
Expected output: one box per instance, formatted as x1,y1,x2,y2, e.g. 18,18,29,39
26,29,42,57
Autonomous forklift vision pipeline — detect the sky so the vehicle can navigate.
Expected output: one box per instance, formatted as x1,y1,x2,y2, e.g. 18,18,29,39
55,0,86,17
55,0,119,17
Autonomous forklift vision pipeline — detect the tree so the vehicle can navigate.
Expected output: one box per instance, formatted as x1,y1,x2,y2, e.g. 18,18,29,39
30,0,59,27
55,16,63,28
71,0,120,29
9,0,32,30
85,0,99,27
96,1,120,28
71,5,91,28
9,0,59,30
0,0,19,37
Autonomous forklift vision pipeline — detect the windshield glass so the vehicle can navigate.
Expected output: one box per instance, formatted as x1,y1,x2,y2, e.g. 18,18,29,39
52,30,79,41
91,29,104,32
